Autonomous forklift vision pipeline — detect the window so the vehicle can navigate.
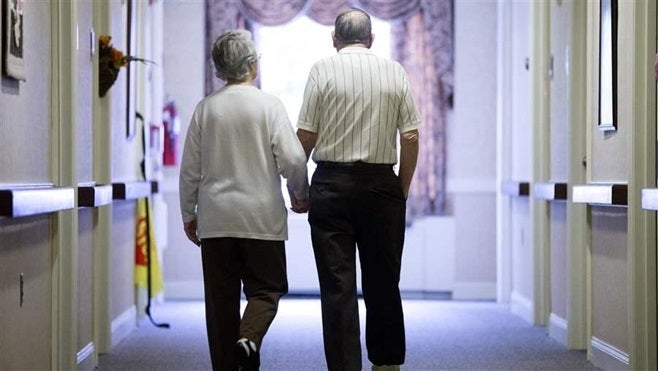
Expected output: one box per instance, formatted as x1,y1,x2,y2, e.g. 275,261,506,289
255,15,391,122
255,16,391,207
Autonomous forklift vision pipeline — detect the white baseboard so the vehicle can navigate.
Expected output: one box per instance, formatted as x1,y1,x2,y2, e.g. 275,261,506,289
165,280,205,300
110,305,137,349
76,342,95,371
548,313,568,346
451,281,496,300
590,337,629,371
510,291,533,324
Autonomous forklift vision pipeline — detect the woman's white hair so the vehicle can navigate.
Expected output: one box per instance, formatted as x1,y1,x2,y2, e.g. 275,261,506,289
211,30,258,82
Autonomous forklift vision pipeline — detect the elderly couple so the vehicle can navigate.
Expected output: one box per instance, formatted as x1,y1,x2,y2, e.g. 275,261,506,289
179,8,421,371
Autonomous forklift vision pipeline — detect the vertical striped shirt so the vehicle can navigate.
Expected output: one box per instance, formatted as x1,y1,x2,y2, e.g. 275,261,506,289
297,46,421,164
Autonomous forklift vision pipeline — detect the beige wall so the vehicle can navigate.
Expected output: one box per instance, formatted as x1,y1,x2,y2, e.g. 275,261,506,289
549,203,567,319
498,1,656,367
77,0,95,183
450,0,498,296
0,0,156,368
547,0,572,334
504,1,534,317
78,208,95,351
591,207,629,353
0,217,52,370
0,1,53,369
161,0,207,297
0,1,51,183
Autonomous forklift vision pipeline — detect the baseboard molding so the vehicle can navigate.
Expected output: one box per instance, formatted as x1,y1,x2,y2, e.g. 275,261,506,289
451,282,496,300
76,342,95,371
590,337,629,371
510,291,533,324
110,305,136,349
165,280,205,300
548,313,568,346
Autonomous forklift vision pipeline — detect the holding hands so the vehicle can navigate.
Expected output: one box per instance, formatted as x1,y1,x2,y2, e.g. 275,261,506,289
289,191,310,213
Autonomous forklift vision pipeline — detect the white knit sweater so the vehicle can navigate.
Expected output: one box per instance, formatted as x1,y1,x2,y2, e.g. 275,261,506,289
179,84,309,241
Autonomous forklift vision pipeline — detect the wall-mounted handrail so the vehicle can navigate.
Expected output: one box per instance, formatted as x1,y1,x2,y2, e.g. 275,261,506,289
572,183,627,207
534,182,568,201
0,185,75,218
501,180,530,197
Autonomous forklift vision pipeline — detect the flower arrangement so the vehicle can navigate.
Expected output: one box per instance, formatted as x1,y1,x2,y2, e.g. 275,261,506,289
98,35,152,97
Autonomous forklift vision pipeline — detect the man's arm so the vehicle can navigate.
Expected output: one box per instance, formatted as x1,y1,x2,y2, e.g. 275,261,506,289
296,128,318,161
399,129,419,199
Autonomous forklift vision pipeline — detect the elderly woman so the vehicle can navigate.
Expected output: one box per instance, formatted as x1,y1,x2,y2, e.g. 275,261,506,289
179,30,309,371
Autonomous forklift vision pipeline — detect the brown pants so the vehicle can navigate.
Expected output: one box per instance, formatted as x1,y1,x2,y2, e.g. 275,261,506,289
200,238,288,371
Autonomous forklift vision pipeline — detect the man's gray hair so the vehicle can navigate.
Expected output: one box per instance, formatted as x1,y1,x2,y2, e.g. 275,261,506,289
211,30,258,82
334,8,372,45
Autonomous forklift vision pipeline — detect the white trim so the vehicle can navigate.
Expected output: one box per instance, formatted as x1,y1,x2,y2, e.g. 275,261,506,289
76,342,95,370
590,336,630,371
530,0,550,327
625,1,657,369
93,0,113,355
495,0,513,306
165,280,205,300
510,291,533,324
548,313,568,346
51,1,80,369
451,282,496,301
110,306,137,349
565,0,589,351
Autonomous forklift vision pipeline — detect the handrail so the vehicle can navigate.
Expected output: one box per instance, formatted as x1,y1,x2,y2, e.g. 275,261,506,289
534,182,568,201
501,180,530,197
0,185,75,218
572,183,627,207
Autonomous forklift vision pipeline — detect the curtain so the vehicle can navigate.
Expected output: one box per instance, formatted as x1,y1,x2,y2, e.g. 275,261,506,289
205,0,453,217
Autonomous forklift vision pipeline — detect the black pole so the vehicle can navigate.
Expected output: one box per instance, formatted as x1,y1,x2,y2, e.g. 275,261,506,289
144,197,170,329
136,111,169,329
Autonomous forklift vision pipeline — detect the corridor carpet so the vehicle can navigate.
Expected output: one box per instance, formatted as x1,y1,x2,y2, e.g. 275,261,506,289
97,299,599,370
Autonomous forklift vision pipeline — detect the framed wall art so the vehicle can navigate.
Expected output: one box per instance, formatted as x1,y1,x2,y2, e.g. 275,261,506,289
125,0,137,140
598,0,617,131
3,0,26,80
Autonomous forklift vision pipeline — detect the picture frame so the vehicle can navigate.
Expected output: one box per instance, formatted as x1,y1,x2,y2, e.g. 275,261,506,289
3,0,26,80
598,0,617,131
125,0,137,140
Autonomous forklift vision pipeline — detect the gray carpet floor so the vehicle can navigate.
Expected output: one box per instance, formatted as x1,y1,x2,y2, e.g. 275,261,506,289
98,298,599,370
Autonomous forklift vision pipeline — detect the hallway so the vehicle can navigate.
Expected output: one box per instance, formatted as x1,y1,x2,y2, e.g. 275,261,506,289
98,299,597,370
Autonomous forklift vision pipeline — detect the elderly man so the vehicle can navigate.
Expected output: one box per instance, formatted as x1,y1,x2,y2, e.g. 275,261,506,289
296,8,421,371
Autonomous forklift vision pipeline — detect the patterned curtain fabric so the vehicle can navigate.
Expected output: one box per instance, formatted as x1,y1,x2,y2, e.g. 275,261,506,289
306,0,350,26
353,0,421,21
355,0,453,216
239,0,308,26
392,13,448,217
204,0,453,217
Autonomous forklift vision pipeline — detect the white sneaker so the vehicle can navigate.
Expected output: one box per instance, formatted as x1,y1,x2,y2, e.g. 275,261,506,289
235,338,259,370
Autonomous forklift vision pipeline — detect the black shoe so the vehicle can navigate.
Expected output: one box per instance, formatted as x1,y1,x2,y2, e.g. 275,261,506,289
235,338,260,371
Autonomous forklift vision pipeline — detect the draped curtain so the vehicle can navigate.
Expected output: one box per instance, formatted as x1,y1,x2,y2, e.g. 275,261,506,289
205,0,453,217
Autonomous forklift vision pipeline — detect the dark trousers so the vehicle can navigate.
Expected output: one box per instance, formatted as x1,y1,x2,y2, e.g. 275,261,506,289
309,162,407,371
200,238,288,371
